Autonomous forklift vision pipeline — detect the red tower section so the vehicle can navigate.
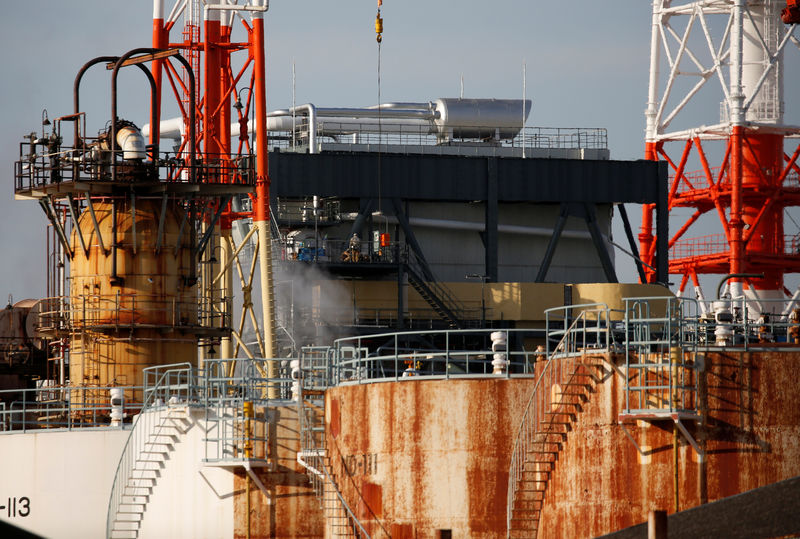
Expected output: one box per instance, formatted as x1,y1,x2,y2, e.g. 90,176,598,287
640,1,800,305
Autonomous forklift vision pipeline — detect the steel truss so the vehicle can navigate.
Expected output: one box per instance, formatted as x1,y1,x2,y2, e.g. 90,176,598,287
153,0,277,376
640,0,800,303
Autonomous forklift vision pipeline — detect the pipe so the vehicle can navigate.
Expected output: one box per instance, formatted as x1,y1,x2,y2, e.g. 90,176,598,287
283,104,317,154
716,273,765,299
342,213,604,241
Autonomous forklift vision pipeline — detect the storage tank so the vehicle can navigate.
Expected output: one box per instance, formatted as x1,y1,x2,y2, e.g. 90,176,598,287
68,198,198,396
433,98,532,141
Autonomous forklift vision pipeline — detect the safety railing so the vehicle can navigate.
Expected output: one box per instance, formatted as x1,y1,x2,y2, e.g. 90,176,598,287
106,363,196,539
319,456,371,538
278,123,608,152
405,249,468,328
544,303,621,358
507,307,612,537
281,239,406,264
201,358,291,464
14,136,255,192
0,385,144,432
32,293,230,333
690,296,800,348
331,328,541,385
622,297,699,417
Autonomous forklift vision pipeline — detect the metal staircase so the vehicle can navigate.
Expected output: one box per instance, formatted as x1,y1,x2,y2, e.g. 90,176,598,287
107,364,196,539
296,347,371,538
404,250,466,328
506,306,613,538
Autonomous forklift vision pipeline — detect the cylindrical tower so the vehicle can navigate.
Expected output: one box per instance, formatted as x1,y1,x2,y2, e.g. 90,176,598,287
641,0,800,311
68,198,197,391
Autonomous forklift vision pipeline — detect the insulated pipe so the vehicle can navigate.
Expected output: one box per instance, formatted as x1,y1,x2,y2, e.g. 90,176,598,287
716,273,764,299
728,1,746,297
342,213,604,242
252,2,278,389
284,104,316,153
110,49,160,182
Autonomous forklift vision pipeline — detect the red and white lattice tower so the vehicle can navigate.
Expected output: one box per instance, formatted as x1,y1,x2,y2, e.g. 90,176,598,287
640,0,800,311
151,0,277,371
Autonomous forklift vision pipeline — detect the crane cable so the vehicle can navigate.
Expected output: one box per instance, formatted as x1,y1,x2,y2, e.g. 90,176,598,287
376,1,384,218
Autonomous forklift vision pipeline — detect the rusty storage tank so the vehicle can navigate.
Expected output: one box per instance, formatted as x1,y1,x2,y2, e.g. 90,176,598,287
323,341,800,537
68,197,197,395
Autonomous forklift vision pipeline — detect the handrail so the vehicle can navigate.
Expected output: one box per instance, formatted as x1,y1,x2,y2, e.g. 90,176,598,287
506,305,611,538
318,456,371,538
326,431,391,538
332,328,543,384
105,363,194,539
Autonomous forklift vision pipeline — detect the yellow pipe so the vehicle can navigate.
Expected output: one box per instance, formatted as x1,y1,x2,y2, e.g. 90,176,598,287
256,220,277,398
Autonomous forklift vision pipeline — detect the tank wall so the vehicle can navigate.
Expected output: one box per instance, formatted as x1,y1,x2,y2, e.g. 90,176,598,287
68,199,197,390
326,349,800,538
232,405,325,538
325,379,533,538
537,350,800,537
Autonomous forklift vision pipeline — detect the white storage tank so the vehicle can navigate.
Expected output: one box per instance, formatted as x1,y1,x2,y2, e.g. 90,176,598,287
433,98,532,141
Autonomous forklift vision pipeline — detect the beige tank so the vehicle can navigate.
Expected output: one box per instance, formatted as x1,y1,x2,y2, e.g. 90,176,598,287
69,198,197,399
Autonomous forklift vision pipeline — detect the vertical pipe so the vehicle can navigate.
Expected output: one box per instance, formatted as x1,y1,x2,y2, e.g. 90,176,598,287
728,1,746,298
219,11,232,161
640,2,662,283
204,7,221,158
220,227,233,359
152,0,167,148
252,3,277,389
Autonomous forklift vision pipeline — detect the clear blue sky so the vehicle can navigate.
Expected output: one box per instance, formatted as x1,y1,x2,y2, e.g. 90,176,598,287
1,1,797,300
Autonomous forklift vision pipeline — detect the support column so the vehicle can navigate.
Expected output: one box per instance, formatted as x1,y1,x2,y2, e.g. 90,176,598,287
729,0,746,297
220,225,233,359
485,157,498,283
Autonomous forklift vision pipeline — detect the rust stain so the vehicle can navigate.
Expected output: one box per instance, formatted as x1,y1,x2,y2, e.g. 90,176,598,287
232,407,325,538
390,523,414,538
329,396,340,438
325,349,800,539
360,480,382,519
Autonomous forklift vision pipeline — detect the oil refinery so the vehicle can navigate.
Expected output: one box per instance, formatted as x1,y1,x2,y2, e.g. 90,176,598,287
1,1,800,538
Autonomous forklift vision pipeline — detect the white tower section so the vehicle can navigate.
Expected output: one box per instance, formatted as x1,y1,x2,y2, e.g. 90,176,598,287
641,0,800,313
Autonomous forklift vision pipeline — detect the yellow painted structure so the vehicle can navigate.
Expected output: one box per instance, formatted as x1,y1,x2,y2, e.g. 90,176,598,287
69,199,198,392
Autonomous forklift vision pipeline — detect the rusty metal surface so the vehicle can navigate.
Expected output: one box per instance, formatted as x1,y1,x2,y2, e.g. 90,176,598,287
600,475,800,539
538,351,800,538
233,406,325,538
69,199,196,392
326,378,536,538
324,350,800,538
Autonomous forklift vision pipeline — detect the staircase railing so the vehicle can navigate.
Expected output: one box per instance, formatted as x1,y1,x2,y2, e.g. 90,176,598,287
405,250,466,328
506,305,612,537
319,457,370,538
297,347,331,499
106,363,196,539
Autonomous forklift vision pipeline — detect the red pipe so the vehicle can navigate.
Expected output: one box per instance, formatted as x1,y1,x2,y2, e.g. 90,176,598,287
252,13,269,224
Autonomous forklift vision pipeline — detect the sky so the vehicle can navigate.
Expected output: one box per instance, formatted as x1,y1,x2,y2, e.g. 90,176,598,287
1,1,798,301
